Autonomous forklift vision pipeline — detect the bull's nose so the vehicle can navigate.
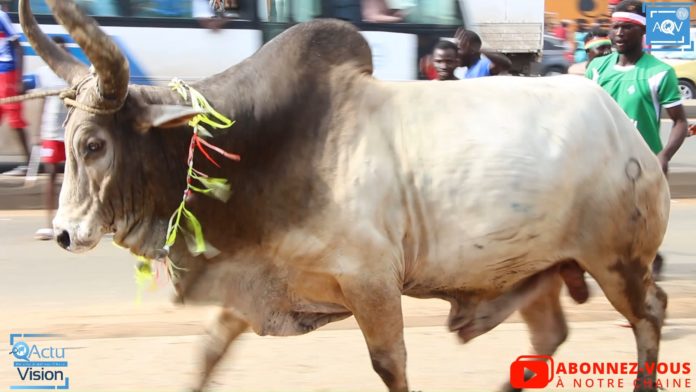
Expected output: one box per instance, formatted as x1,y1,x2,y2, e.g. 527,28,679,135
56,230,71,249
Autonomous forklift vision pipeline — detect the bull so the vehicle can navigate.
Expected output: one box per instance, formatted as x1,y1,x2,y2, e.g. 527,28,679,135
21,0,669,391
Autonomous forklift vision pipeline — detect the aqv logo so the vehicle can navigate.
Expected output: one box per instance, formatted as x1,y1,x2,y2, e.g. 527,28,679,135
510,355,554,389
645,2,694,51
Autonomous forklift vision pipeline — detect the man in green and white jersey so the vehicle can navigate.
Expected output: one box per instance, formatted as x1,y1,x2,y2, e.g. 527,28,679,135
587,53,683,154
586,0,689,278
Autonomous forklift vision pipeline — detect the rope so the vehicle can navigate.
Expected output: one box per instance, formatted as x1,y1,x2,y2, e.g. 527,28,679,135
0,89,65,104
0,73,120,115
62,95,120,115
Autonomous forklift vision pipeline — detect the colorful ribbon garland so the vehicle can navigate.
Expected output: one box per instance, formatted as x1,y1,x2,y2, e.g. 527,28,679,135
165,78,239,258
132,78,239,291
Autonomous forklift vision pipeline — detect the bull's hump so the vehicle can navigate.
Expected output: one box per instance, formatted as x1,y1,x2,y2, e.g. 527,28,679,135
262,18,373,75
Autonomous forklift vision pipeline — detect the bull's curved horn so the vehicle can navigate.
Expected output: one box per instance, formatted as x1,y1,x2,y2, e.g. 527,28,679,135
19,0,89,86
45,0,130,109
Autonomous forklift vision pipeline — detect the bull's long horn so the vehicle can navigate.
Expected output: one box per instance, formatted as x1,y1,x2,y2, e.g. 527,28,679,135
19,0,89,86
45,0,130,109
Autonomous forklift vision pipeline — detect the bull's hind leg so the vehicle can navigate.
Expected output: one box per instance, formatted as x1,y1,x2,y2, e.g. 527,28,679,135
587,257,667,392
500,274,568,392
192,307,249,392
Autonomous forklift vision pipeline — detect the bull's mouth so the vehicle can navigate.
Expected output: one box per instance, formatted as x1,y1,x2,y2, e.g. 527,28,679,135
111,221,159,259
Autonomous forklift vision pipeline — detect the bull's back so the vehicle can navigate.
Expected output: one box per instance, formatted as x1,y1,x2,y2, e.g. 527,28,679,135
367,75,667,290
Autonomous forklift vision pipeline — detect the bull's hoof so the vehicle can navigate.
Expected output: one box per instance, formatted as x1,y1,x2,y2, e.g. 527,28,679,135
652,253,664,281
633,378,658,392
498,382,521,392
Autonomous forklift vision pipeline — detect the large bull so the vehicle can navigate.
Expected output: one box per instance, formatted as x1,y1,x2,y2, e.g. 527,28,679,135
21,0,669,391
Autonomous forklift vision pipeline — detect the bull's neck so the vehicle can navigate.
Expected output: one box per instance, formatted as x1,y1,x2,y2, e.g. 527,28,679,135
127,56,369,272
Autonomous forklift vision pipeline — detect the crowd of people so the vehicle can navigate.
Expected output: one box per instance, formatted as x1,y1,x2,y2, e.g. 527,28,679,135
426,0,689,278
548,15,613,67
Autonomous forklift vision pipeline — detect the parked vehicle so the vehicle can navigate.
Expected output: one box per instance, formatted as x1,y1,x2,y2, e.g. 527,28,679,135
652,28,696,100
462,0,544,75
539,34,571,76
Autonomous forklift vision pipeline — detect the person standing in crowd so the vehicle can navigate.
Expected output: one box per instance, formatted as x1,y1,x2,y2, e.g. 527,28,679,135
24,36,69,240
455,28,511,78
586,0,689,279
553,20,569,41
431,40,459,81
0,4,30,176
568,29,612,75
583,30,613,63
574,18,589,63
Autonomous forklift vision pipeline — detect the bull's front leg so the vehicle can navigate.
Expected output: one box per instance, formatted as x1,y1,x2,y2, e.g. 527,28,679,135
340,273,409,392
192,307,249,392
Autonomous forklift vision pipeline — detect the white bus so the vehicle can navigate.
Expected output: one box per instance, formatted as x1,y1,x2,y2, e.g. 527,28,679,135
1,0,475,160
9,0,468,84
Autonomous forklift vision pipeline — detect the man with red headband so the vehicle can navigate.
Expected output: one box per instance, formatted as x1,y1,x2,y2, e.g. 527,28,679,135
586,0,688,280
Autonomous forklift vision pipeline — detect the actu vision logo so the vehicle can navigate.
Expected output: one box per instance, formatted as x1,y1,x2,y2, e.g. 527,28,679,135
8,333,70,390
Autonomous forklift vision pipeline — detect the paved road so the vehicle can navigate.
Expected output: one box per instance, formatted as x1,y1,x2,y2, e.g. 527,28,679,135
662,120,696,173
0,203,695,391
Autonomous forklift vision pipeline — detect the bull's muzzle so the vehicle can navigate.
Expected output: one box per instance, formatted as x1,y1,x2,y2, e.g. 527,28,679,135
56,230,71,250
52,219,102,252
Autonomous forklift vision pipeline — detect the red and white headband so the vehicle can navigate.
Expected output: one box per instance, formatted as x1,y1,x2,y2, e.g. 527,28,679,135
612,11,646,26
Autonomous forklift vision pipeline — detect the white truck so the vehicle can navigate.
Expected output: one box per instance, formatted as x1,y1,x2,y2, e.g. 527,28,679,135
460,0,545,75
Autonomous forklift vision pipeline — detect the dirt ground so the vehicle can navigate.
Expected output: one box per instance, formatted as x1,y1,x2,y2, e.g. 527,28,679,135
2,294,696,391
1,209,696,391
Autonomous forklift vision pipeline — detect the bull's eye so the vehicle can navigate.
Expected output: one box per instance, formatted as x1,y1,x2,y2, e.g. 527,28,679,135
87,141,103,153
80,135,106,160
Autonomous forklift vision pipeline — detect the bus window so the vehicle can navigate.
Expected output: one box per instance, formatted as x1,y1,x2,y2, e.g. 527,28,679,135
130,0,193,18
259,0,462,25
258,0,320,22
75,0,121,16
19,0,187,18
331,0,462,25
25,0,51,14
129,0,253,19
402,0,461,25
325,0,361,22
21,0,121,16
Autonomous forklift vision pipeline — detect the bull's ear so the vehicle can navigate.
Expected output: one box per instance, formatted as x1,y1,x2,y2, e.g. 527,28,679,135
136,104,203,132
